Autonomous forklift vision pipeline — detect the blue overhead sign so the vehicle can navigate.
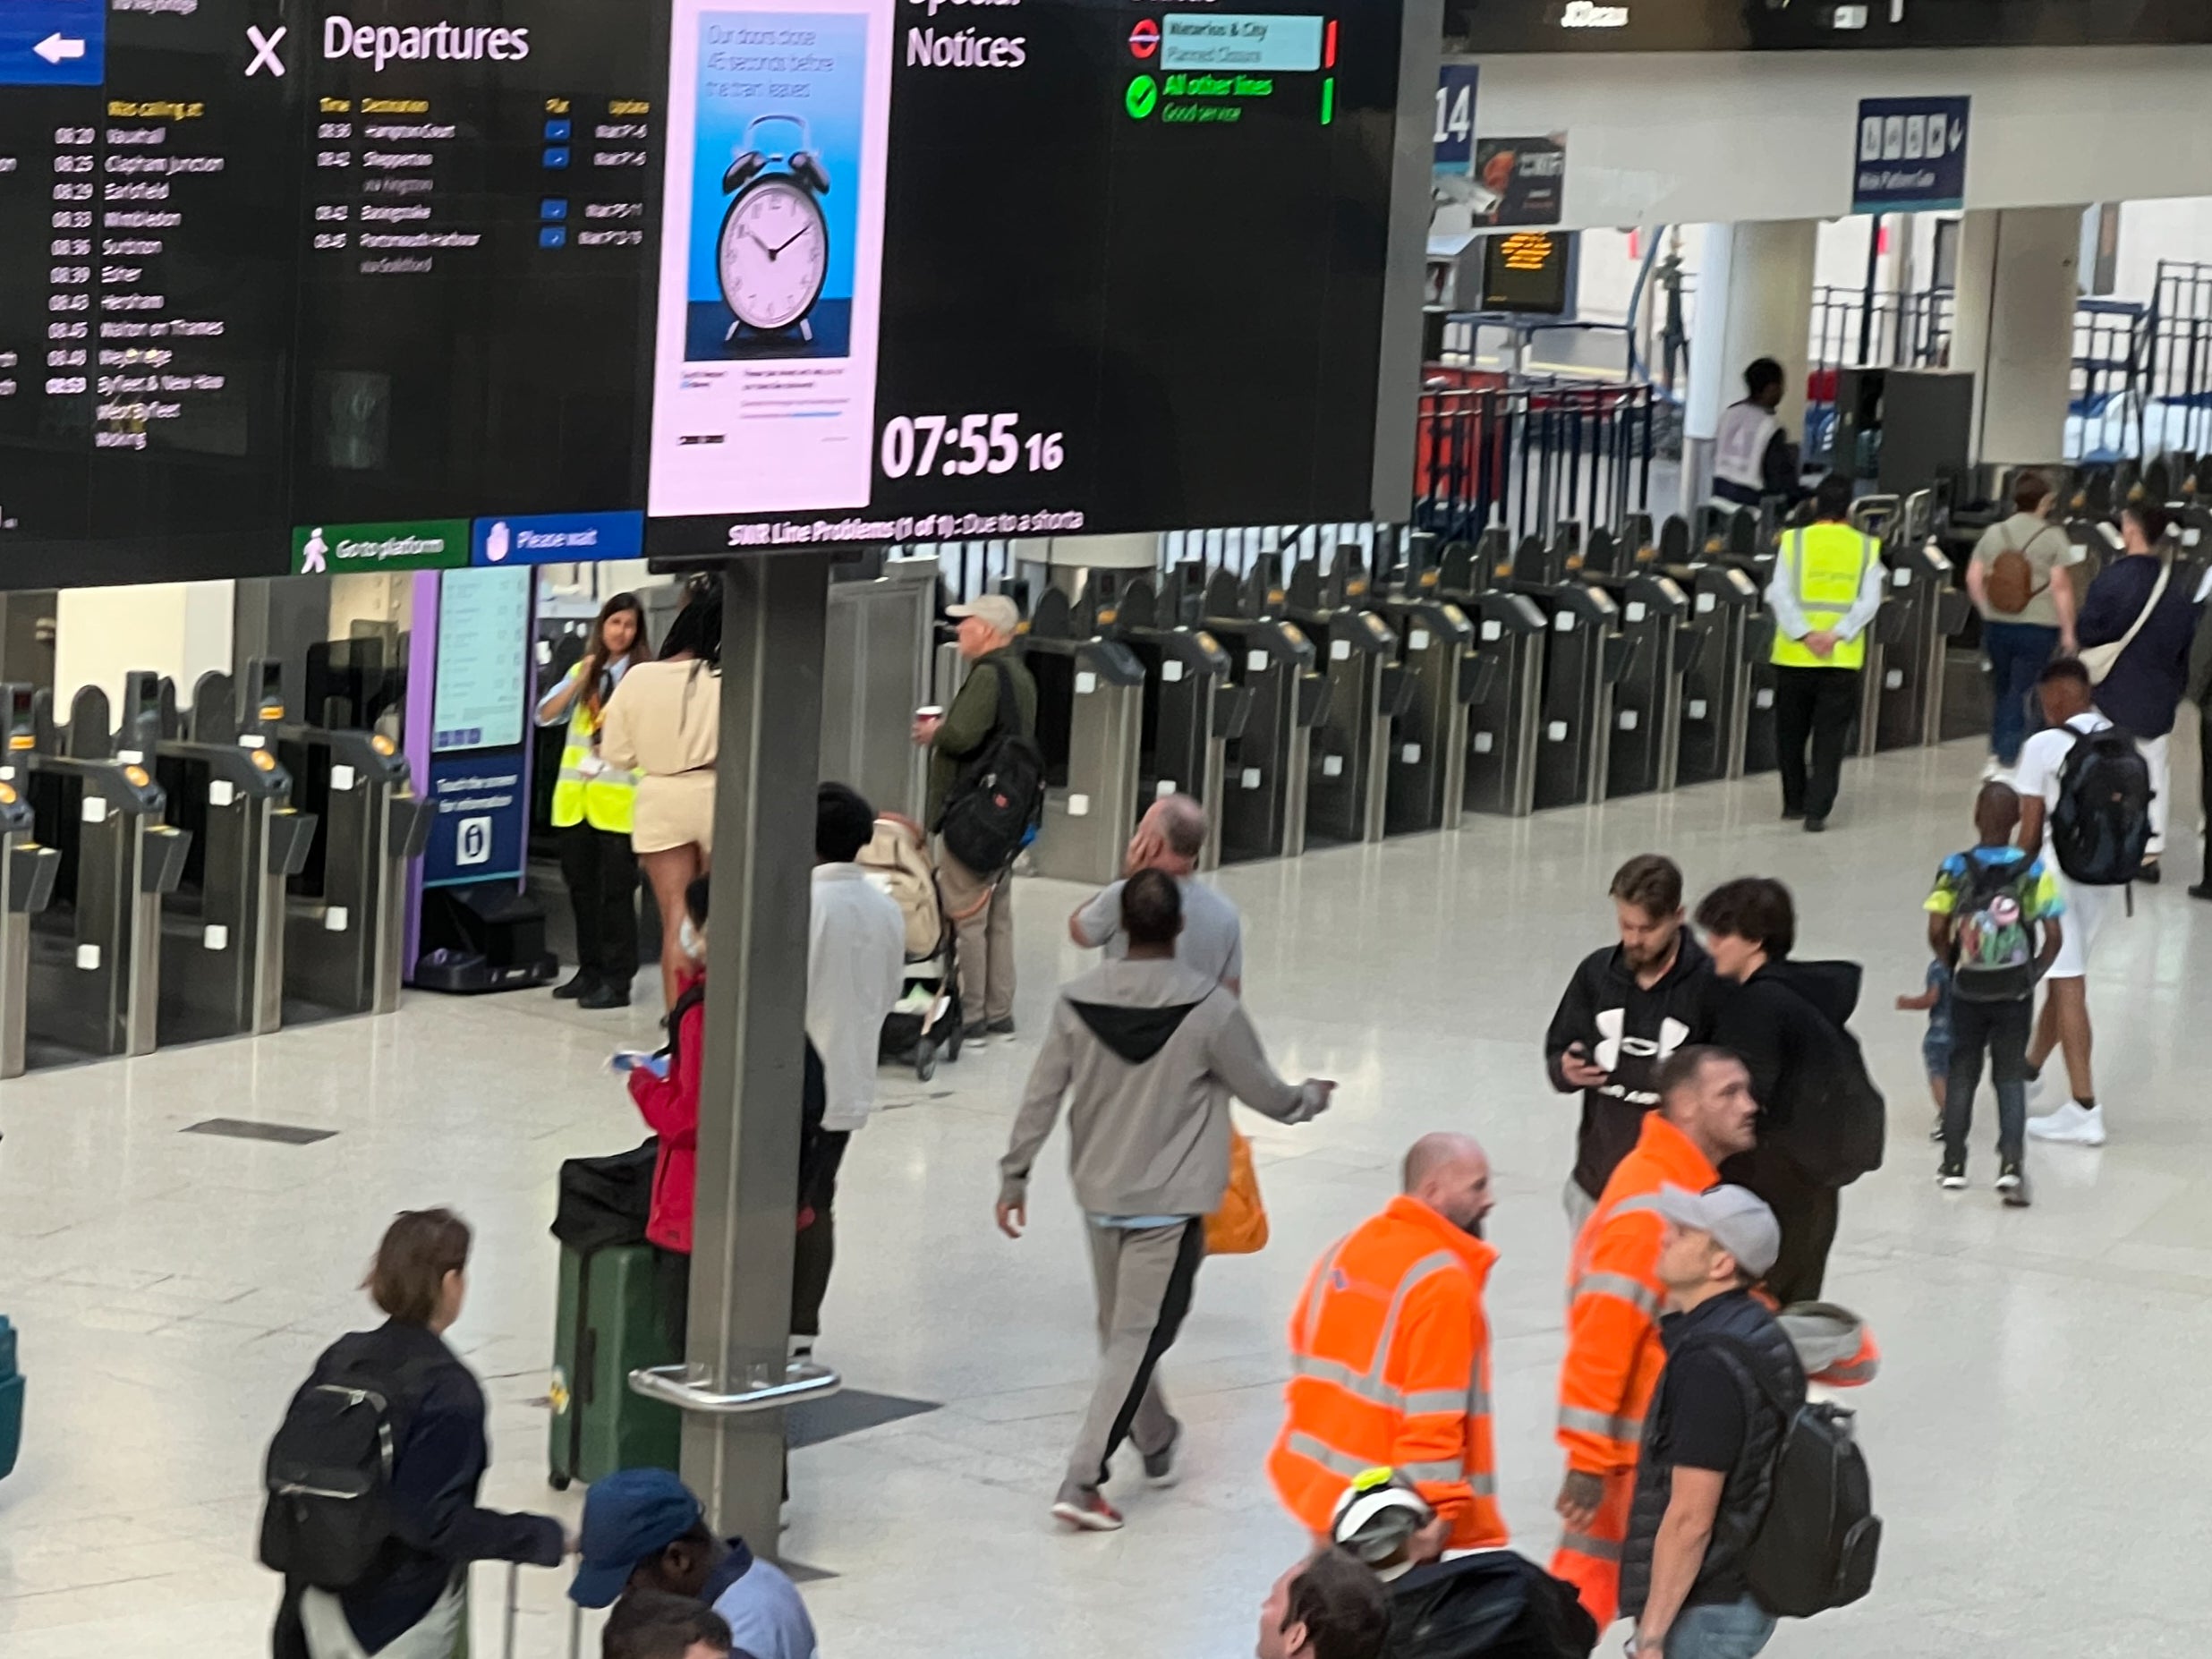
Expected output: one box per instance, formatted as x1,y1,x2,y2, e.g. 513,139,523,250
0,0,105,86
1434,64,1478,176
1852,96,1969,214
472,511,645,566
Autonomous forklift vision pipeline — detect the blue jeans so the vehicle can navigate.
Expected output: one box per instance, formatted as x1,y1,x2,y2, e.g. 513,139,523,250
1983,621,2060,766
1664,1595,1777,1659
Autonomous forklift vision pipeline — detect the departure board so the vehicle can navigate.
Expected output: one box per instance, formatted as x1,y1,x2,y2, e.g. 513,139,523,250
290,0,666,526
0,0,1436,583
0,0,299,584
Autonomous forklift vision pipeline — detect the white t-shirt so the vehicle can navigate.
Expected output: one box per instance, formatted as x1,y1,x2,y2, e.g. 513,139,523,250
808,864,907,1133
2012,710,2114,853
1075,873,1245,985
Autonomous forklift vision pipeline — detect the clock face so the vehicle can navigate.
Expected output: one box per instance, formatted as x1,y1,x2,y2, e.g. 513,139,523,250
718,178,829,333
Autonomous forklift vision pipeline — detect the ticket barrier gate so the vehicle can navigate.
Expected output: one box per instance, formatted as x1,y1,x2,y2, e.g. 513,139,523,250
1503,534,1630,810
1435,532,1544,818
1871,541,1969,752
1094,574,1248,870
1368,551,1476,835
1579,530,1695,798
7,682,191,1067
276,721,433,1020
1282,553,1415,845
1199,566,1328,862
144,668,319,1043
1021,589,1146,886
0,776,60,1078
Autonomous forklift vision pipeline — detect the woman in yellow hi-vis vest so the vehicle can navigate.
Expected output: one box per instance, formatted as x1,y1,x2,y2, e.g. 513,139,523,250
1765,475,1888,831
534,592,650,1008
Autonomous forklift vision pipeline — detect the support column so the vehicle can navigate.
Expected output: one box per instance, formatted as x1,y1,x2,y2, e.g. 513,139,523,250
1682,218,1818,514
686,551,831,1552
1949,206,2080,467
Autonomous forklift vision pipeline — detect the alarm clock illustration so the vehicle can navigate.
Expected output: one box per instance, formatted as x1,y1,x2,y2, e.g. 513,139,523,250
717,114,830,345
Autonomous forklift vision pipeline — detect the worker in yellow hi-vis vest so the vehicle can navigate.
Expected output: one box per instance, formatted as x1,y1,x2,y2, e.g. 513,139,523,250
535,592,651,1008
1766,474,1887,832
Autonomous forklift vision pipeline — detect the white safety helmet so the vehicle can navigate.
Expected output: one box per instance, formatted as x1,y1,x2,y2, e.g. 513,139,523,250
1329,1468,1434,1567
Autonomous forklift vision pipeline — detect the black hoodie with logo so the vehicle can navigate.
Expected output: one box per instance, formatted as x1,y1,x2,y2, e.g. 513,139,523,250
1544,933,1719,1200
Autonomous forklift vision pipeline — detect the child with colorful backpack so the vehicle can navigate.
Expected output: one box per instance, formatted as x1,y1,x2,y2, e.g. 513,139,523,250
1923,780,2066,1206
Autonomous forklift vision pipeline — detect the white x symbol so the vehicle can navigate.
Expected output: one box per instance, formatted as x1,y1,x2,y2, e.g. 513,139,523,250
245,23,286,76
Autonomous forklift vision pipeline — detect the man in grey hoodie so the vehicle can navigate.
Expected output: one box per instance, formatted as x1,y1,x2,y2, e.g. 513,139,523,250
999,869,1333,1533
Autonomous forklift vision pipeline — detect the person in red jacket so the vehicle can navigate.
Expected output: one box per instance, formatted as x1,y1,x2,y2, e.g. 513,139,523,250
629,876,714,1265
626,873,826,1351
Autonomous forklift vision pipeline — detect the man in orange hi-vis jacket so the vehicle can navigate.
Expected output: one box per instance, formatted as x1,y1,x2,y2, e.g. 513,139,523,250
1552,1047,1759,1630
1270,1133,1506,1558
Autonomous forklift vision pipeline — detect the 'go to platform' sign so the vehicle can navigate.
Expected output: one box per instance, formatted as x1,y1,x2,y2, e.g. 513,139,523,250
1852,96,1969,214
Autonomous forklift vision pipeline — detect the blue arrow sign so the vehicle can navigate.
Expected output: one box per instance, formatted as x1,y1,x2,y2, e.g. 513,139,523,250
0,0,106,86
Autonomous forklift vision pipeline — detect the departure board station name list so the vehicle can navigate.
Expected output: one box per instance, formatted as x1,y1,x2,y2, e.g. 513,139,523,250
29,106,234,450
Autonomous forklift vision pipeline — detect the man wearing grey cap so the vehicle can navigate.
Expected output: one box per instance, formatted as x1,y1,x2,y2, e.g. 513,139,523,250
1621,1186,1806,1659
915,592,1037,1042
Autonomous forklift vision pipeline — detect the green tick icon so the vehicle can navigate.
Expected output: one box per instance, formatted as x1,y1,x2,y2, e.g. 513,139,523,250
1126,74,1158,119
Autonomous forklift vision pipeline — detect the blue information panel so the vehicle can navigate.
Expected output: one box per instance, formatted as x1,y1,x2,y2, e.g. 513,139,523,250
432,566,532,753
472,511,645,566
1852,97,1969,214
422,753,529,888
0,0,105,88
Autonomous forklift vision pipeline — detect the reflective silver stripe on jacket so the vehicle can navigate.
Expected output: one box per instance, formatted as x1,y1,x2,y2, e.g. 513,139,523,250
1570,1272,1662,1321
1558,1529,1624,1562
1557,1404,1645,1444
1283,1431,1376,1481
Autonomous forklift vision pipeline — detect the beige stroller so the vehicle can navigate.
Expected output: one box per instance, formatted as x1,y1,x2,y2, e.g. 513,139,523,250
858,812,966,1079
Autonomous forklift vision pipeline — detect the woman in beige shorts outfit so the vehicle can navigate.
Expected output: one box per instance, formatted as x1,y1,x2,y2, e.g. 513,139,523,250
601,581,721,1009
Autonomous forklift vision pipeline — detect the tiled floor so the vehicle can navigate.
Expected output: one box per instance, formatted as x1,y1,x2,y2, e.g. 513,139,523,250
4,729,2210,1656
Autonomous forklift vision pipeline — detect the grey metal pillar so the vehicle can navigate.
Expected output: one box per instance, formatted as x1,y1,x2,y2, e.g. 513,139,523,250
685,552,832,1551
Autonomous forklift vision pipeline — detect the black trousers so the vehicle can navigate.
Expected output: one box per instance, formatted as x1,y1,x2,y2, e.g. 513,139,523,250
1944,995,2032,1164
558,822,639,986
1725,1143,1840,1307
1774,666,1859,821
790,1130,851,1340
2200,709,2212,886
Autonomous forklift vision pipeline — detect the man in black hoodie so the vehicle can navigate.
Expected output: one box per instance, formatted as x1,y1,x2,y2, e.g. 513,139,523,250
1544,855,1717,1228
1696,877,1882,1306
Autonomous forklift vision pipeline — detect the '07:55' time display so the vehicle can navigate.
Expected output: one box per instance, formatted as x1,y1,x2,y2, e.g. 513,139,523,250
879,413,1066,481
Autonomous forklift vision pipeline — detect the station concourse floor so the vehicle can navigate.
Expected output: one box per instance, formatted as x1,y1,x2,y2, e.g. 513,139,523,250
5,731,2212,1658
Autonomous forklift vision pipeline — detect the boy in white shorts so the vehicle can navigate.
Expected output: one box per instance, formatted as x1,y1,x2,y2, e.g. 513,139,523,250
2012,659,2121,1146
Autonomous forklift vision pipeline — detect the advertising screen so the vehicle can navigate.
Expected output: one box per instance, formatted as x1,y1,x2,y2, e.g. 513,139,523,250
0,0,1436,584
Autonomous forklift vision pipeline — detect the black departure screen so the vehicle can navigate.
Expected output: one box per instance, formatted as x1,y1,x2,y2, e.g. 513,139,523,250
0,0,1434,581
289,0,667,526
0,0,298,583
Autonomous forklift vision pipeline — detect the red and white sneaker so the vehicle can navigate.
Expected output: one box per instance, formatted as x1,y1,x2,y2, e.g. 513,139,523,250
1050,1487,1125,1532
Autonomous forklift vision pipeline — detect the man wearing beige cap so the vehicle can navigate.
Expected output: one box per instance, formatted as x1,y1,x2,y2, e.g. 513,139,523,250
1621,1185,1806,1659
915,592,1037,1042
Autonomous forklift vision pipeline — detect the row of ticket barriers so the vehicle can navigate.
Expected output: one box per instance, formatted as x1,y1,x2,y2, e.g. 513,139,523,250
991,493,1974,884
0,663,430,1077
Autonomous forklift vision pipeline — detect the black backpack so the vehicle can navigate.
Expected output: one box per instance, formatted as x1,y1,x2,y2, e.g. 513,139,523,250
1759,966,1885,1187
1386,1549,1597,1659
1711,1336,1881,1620
936,661,1045,876
259,1343,437,1589
2048,726,2153,886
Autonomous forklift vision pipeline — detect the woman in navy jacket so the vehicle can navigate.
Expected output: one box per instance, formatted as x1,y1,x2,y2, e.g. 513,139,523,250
2077,504,2202,880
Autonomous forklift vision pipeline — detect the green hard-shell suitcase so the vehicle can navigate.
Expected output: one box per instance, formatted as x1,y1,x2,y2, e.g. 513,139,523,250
547,1243,680,1490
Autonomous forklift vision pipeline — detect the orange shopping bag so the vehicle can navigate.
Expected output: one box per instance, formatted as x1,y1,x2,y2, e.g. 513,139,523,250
1205,1127,1269,1255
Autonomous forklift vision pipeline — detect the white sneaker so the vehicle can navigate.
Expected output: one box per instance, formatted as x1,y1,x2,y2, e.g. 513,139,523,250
2027,1070,2056,1109
2027,1102,2106,1146
1980,755,2004,781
